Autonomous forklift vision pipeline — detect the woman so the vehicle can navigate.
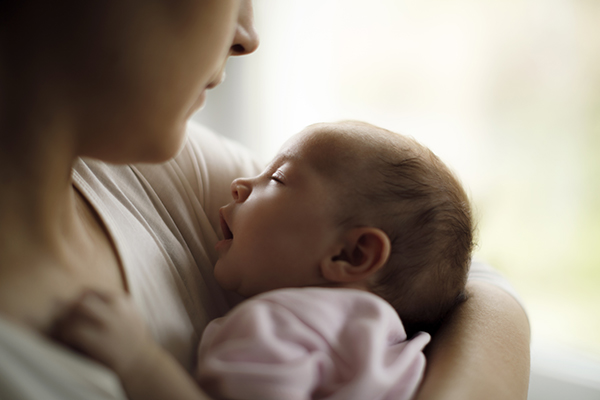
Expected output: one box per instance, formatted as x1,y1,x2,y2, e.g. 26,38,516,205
0,1,530,399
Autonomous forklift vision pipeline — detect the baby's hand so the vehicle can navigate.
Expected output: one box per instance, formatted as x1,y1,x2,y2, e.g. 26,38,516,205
55,290,156,380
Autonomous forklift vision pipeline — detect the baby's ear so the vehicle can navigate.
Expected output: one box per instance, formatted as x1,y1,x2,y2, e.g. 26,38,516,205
321,227,391,284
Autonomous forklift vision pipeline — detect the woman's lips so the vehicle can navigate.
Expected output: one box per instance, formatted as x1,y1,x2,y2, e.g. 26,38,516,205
207,71,226,89
189,73,226,116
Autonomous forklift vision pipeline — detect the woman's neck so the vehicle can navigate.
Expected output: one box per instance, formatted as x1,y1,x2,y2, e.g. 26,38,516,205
0,116,82,330
0,116,79,261
0,52,126,332
0,55,81,261
0,120,126,332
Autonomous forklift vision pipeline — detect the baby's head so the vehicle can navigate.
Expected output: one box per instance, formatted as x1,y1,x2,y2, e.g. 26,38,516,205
215,121,474,335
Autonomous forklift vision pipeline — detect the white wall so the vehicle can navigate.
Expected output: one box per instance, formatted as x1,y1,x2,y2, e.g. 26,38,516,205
529,345,600,400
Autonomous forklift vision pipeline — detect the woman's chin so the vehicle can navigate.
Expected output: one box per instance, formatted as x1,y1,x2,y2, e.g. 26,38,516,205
185,91,208,119
140,120,191,163
124,134,187,164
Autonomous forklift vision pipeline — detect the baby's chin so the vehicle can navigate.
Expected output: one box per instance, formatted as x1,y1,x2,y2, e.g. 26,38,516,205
213,261,239,293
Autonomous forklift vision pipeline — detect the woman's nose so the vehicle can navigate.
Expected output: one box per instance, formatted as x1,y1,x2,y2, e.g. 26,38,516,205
230,0,260,55
231,178,252,202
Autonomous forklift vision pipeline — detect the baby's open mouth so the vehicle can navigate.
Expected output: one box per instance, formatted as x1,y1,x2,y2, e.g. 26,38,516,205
219,209,233,240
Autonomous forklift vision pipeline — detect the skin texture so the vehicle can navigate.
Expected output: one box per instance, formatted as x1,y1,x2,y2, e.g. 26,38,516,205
214,125,391,297
0,3,259,394
2,1,258,164
56,284,531,400
56,127,401,400
415,281,531,400
0,1,530,398
57,125,530,400
214,145,340,296
56,291,208,400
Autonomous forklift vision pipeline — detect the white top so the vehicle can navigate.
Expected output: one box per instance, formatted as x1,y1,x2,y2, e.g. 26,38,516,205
0,122,522,399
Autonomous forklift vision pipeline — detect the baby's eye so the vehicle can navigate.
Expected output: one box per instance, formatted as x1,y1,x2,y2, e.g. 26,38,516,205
270,170,285,184
270,175,283,184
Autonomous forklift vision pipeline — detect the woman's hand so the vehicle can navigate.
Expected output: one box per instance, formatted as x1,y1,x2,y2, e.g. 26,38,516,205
414,281,531,400
55,290,213,400
54,290,156,380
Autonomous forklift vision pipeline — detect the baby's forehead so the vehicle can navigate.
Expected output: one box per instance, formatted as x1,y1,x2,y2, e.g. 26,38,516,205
277,126,403,204
282,123,372,162
278,128,359,177
281,122,412,169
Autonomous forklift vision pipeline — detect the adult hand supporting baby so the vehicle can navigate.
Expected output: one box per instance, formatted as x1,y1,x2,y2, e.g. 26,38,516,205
56,291,212,400
414,281,531,400
55,291,153,379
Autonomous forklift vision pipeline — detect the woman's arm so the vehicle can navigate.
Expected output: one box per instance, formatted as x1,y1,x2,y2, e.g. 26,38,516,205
414,281,531,400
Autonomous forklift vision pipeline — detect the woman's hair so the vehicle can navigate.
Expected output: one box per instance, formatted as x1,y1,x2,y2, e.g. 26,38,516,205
0,1,19,21
332,121,475,337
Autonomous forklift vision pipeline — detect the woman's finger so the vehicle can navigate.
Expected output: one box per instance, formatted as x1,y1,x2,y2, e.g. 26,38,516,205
64,289,122,327
55,313,104,354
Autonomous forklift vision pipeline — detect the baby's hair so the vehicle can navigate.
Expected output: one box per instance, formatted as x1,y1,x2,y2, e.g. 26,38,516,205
319,121,474,337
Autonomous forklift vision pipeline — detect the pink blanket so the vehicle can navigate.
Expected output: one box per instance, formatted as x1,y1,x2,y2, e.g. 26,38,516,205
196,288,430,400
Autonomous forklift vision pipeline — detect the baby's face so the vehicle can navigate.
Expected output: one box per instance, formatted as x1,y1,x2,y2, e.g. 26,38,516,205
214,127,349,297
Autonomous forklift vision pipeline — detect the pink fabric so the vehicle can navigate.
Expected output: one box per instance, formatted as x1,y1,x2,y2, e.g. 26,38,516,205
196,288,430,400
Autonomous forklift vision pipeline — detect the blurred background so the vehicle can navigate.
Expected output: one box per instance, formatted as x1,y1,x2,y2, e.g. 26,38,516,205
195,0,600,397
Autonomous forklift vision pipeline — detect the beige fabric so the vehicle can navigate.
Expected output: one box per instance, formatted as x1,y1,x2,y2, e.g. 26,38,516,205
0,122,263,399
0,121,520,399
71,122,263,371
0,315,127,400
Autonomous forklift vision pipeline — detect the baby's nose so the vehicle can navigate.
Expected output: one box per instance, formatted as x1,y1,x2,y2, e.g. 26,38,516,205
231,178,251,202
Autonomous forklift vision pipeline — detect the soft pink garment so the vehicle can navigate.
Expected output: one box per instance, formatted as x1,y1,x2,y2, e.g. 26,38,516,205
196,288,430,400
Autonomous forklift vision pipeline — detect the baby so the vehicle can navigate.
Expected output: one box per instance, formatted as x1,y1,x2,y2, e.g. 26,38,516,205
57,121,474,400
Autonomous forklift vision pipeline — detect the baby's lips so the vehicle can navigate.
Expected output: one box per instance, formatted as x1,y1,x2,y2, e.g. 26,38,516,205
219,208,233,240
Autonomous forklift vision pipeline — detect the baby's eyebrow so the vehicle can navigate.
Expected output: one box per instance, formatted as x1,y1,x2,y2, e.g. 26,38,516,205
269,153,296,168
